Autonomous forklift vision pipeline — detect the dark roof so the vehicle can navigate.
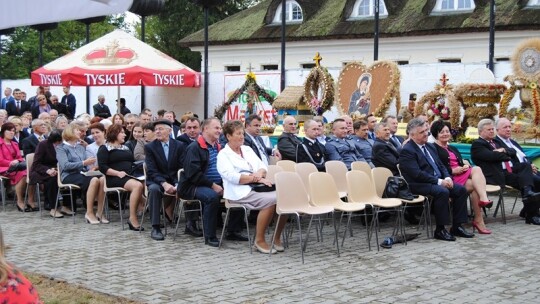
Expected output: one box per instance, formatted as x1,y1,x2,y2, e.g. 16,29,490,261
179,0,540,47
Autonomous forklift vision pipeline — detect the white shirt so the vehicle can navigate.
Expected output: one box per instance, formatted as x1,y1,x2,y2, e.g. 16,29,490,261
217,144,267,201
497,135,526,163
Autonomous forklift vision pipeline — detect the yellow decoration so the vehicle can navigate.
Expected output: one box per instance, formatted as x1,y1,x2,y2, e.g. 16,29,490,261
313,52,322,67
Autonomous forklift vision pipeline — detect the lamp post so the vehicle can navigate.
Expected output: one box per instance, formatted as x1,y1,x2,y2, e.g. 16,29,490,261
280,0,286,92
78,16,105,114
488,0,495,72
374,0,380,61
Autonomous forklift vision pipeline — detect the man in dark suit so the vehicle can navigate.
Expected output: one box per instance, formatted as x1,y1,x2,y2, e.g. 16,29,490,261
6,88,30,117
145,120,187,240
22,119,48,156
61,86,76,120
177,116,200,145
472,118,540,224
372,122,400,175
399,117,472,241
164,111,180,138
495,117,540,191
244,114,281,166
367,115,377,140
93,94,112,118
277,116,302,162
297,119,326,171
382,115,404,151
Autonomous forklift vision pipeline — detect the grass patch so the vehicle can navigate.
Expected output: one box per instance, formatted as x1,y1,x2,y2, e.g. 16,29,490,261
25,272,142,304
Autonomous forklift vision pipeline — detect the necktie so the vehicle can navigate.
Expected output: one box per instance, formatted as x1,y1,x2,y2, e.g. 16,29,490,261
253,137,268,166
368,132,375,140
16,101,20,110
163,143,169,161
391,136,401,149
489,140,512,173
38,135,44,142
422,145,442,178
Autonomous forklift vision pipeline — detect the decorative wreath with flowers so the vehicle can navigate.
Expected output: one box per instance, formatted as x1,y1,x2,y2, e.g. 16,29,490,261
214,72,275,121
304,66,335,115
416,74,456,127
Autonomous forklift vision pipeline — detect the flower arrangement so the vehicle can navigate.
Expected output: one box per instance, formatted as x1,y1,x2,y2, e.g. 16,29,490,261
304,66,335,115
429,94,450,120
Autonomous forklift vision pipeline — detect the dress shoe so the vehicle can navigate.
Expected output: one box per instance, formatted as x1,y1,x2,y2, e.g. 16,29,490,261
519,208,526,218
127,220,144,231
226,232,249,241
254,242,277,254
522,190,540,203
184,224,203,237
472,221,492,234
434,228,456,241
49,209,64,218
450,226,474,238
478,200,493,208
525,215,540,225
403,210,420,225
85,214,100,225
205,237,220,247
151,228,165,241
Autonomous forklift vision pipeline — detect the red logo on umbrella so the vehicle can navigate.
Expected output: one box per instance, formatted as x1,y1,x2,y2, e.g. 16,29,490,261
83,39,136,66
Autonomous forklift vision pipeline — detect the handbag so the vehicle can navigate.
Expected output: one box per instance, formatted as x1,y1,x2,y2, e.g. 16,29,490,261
383,176,414,200
249,183,276,192
6,161,26,173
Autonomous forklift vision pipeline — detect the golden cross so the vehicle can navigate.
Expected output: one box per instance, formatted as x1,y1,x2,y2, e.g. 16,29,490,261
440,73,449,86
313,52,322,67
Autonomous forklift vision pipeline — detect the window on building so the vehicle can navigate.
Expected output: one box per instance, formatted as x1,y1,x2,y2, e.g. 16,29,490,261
495,57,510,62
301,63,316,69
273,0,303,24
396,60,409,65
527,0,540,7
349,0,388,19
439,58,462,63
432,0,475,13
225,65,241,72
262,64,279,71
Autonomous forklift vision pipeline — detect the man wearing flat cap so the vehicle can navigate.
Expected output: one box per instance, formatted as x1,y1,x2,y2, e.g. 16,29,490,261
145,120,187,240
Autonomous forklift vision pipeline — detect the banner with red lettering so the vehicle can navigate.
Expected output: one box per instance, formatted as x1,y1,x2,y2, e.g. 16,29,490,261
31,30,200,88
223,72,280,123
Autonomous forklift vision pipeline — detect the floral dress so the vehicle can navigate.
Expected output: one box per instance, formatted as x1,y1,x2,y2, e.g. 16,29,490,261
0,268,42,304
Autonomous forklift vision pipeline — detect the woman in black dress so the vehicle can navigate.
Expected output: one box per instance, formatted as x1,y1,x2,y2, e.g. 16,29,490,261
97,124,145,231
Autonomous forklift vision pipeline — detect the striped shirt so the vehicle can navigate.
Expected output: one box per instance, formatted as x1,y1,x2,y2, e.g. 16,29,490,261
206,145,222,184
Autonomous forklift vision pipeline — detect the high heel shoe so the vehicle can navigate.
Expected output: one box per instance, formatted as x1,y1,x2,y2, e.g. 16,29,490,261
478,200,493,208
96,214,110,224
472,221,492,234
16,204,31,212
85,214,100,225
127,220,144,231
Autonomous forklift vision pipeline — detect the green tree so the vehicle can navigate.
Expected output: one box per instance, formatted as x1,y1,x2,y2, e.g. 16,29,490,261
0,16,126,80
139,0,258,71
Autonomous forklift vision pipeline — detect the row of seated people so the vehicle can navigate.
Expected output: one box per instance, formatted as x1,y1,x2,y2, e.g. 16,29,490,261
1,114,288,254
276,115,540,241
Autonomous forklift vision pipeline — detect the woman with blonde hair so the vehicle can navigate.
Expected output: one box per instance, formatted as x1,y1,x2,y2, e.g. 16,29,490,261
0,225,42,302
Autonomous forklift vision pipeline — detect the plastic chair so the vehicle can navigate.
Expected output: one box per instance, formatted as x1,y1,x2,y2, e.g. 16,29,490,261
266,165,283,184
271,171,336,264
24,153,41,217
276,160,296,172
103,174,128,230
294,163,317,194
373,167,430,240
174,168,204,241
351,161,372,178
0,175,9,212
324,160,348,198
54,165,80,224
218,199,251,252
308,172,367,250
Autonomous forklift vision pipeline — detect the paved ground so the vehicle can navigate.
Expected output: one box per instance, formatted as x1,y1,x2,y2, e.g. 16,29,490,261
1,196,540,304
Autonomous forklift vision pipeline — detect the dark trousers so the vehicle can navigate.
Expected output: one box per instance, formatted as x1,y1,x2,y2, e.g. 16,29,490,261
504,162,535,191
148,184,164,227
193,186,243,239
420,183,468,226
41,177,59,209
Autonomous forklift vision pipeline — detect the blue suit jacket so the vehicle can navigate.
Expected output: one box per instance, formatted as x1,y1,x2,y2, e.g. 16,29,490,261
144,138,186,187
399,141,450,193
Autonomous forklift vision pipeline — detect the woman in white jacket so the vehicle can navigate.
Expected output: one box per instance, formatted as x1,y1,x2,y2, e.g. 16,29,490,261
217,120,287,254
